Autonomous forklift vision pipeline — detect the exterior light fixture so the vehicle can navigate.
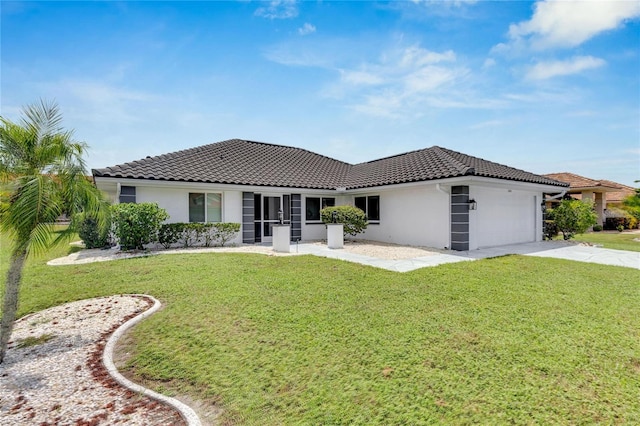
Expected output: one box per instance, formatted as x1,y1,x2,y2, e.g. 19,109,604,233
468,199,477,210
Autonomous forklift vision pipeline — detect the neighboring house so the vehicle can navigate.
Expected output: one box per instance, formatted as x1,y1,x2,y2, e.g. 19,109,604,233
92,139,567,251
543,172,627,226
600,181,637,207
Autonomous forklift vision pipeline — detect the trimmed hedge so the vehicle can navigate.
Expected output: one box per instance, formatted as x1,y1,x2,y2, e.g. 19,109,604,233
158,222,241,248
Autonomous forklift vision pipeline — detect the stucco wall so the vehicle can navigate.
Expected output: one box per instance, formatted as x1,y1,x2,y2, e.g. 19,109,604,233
350,185,450,249
135,185,244,245
97,179,546,250
470,186,541,249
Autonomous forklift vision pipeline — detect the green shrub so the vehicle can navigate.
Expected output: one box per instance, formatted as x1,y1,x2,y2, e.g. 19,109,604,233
158,222,241,248
592,224,603,232
111,203,169,250
180,223,208,247
617,224,624,232
605,207,638,230
74,211,111,248
158,223,185,249
543,219,558,240
211,222,241,246
552,199,597,240
321,205,368,237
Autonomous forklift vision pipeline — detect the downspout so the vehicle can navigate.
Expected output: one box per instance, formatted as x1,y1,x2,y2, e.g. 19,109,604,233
435,183,448,196
116,182,121,204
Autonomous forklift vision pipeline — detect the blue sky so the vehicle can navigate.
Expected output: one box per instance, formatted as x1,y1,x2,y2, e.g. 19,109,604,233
2,1,639,186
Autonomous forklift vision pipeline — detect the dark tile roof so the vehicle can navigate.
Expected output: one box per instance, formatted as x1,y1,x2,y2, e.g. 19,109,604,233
93,139,568,190
92,139,351,189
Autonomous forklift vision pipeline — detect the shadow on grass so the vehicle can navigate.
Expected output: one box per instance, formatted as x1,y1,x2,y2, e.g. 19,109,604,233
67,246,83,255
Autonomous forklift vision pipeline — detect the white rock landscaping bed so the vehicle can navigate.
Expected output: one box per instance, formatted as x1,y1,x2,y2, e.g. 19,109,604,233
0,295,186,425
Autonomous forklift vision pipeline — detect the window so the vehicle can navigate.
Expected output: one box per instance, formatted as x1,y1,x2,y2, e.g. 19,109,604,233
119,186,136,204
354,195,380,221
305,197,335,221
189,193,222,223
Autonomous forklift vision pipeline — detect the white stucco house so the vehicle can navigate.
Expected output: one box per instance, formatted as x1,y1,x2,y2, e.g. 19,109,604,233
92,139,568,251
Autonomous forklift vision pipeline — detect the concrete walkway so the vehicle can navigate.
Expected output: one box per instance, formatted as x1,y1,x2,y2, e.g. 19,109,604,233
293,241,640,272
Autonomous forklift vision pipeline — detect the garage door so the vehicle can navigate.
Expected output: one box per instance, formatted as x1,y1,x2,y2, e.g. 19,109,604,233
475,187,536,248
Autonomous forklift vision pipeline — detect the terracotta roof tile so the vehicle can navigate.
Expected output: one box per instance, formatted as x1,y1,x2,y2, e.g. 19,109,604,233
543,172,621,190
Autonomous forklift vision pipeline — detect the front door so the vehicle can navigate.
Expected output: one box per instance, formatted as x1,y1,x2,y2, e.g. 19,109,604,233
261,196,281,243
253,194,291,243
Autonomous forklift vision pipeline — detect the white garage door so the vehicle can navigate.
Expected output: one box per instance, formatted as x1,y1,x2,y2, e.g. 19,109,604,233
475,187,537,248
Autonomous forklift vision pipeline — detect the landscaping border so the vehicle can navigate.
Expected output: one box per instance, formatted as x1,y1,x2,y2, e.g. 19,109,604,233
102,294,202,426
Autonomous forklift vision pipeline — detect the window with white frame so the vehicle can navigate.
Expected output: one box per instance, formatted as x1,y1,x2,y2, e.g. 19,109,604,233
305,197,335,221
189,193,222,223
354,195,380,222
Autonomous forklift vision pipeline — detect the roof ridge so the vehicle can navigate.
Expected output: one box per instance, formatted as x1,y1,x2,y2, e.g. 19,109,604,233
432,146,475,175
352,146,435,166
235,139,353,166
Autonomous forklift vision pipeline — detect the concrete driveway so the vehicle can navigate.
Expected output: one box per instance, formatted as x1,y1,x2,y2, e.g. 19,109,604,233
296,241,640,272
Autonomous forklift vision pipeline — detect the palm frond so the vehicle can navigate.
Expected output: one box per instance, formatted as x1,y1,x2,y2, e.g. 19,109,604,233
0,99,108,259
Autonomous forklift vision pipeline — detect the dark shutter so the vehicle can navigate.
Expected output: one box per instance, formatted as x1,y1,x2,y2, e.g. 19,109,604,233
450,186,469,251
291,194,302,242
242,192,255,244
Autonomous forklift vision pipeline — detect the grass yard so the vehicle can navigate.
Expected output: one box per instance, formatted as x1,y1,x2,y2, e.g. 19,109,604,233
1,235,639,424
573,230,640,252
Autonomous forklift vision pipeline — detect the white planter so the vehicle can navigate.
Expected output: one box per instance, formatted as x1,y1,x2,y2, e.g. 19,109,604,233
272,224,291,253
327,224,344,249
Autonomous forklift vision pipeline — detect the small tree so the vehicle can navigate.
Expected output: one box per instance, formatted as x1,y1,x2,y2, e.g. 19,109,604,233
0,100,109,363
321,205,368,237
111,202,168,250
552,199,597,240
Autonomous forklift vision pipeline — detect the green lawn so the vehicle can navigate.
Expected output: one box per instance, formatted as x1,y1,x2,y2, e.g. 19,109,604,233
573,230,640,252
1,236,639,425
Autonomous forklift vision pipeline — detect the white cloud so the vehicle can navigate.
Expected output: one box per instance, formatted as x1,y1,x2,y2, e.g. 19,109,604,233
470,119,506,129
482,58,496,69
255,0,298,20
340,70,384,86
398,46,456,67
526,56,606,80
508,0,640,50
333,46,467,117
410,0,478,7
298,23,316,36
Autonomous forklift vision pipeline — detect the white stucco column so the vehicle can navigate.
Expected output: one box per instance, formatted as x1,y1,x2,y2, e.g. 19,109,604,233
327,224,344,249
272,224,291,253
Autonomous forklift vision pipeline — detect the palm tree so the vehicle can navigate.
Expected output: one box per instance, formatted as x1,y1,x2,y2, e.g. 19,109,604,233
0,100,109,363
